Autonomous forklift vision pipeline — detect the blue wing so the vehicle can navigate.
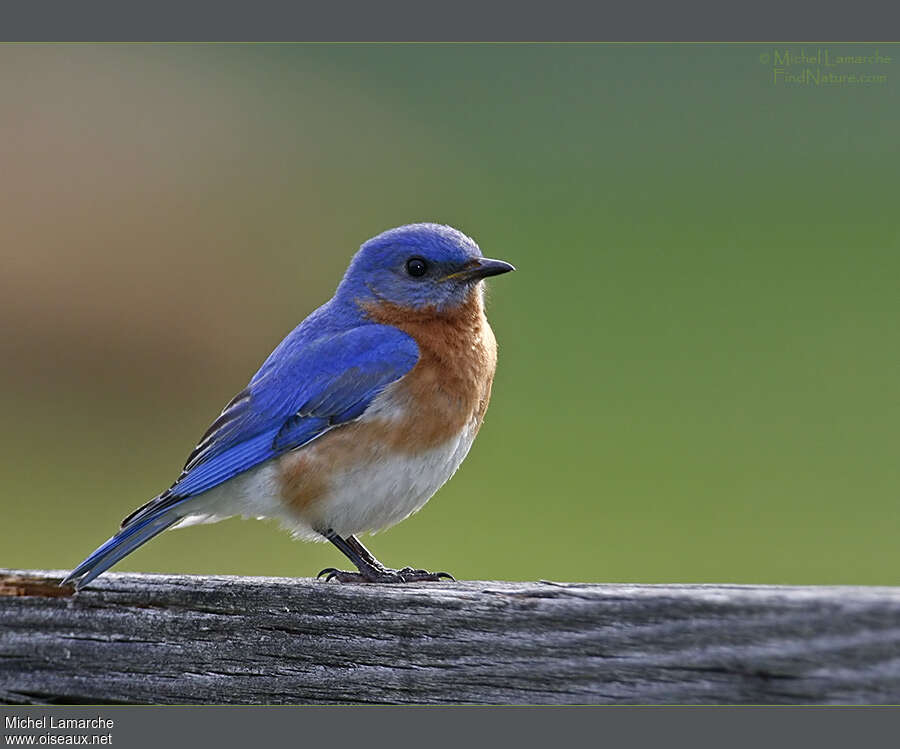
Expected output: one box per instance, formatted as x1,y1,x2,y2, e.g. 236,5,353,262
63,322,419,590
168,324,418,498
147,322,419,508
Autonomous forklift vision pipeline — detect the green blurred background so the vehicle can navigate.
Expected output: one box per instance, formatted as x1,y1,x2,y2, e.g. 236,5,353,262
1,43,897,584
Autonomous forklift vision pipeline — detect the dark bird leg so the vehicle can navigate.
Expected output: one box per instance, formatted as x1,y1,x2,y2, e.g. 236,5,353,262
317,530,454,583
344,534,387,570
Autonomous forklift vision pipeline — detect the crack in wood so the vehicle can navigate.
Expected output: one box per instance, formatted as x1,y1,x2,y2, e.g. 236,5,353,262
0,573,74,598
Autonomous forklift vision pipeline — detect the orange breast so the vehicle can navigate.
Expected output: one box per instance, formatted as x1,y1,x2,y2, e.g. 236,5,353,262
279,288,498,518
361,288,498,450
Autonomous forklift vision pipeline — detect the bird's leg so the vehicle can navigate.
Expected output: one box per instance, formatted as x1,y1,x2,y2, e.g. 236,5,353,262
317,530,454,583
345,534,456,580
344,535,387,570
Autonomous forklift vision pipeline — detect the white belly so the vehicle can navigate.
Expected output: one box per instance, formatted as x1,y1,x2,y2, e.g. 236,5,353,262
313,418,479,537
174,416,479,541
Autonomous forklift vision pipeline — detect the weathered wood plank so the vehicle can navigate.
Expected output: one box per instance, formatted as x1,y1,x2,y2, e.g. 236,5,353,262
2,569,899,704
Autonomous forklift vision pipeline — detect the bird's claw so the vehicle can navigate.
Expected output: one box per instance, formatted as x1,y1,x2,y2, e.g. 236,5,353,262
316,567,360,582
316,566,455,583
398,567,455,581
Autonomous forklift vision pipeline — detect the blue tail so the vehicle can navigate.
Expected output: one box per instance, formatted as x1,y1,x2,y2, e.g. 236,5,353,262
61,506,184,591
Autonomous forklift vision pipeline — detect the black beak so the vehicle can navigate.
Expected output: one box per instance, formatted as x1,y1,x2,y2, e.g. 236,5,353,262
449,257,516,282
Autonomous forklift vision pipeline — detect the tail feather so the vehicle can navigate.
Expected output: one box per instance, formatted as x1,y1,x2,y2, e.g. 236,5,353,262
61,507,184,591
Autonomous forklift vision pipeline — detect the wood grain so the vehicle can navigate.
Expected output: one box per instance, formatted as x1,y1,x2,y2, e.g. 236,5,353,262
2,569,899,705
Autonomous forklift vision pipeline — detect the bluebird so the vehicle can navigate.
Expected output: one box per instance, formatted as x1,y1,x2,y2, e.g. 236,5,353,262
62,223,514,590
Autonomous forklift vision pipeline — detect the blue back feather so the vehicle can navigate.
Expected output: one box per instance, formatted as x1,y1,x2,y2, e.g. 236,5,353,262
174,321,419,493
129,320,419,517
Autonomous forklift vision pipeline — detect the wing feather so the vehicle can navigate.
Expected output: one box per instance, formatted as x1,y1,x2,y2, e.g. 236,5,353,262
120,323,418,528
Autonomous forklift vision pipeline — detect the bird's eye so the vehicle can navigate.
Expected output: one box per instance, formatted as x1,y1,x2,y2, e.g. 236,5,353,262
406,257,428,277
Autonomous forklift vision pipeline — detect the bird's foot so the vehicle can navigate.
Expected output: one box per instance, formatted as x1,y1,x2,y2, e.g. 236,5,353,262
317,565,455,584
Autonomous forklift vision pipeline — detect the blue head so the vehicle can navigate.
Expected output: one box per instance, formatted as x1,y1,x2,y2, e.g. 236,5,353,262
336,223,514,313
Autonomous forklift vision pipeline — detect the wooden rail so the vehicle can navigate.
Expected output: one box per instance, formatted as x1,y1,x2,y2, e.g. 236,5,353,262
2,569,899,704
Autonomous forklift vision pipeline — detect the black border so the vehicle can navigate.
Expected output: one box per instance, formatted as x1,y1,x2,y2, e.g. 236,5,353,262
0,0,897,42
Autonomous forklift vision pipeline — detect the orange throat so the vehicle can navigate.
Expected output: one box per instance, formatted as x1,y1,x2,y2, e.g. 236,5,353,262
360,288,499,442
